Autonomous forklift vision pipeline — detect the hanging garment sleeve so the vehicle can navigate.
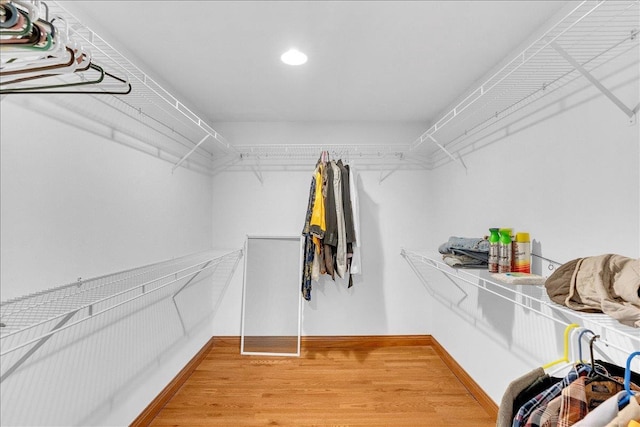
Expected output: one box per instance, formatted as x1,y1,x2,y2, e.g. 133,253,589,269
309,164,326,251
301,175,317,300
497,367,546,427
573,391,625,427
348,164,362,275
512,364,589,427
331,161,347,278
340,162,356,244
323,163,337,279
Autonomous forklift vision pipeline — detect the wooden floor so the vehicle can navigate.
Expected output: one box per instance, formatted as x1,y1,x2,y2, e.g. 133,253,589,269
148,337,497,427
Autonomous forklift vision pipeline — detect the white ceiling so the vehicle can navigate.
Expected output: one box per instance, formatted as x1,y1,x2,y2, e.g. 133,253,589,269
64,1,569,125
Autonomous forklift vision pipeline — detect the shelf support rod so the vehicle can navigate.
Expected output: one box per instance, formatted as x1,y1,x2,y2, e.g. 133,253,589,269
251,156,264,184
173,260,215,335
173,260,214,300
379,165,400,184
428,135,467,172
551,42,638,119
172,134,211,173
0,310,78,384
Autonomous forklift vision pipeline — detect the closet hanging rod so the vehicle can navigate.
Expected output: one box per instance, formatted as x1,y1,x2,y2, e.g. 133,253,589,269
237,144,410,159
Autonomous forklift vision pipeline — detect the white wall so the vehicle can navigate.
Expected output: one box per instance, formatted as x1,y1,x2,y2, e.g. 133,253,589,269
210,122,433,336
422,51,640,402
1,99,213,300
0,97,215,426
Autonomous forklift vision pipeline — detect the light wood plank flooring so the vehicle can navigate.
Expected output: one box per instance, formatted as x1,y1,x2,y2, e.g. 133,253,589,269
148,338,497,426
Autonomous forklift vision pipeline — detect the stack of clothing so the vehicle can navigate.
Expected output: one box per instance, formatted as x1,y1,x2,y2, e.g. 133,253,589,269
438,236,489,268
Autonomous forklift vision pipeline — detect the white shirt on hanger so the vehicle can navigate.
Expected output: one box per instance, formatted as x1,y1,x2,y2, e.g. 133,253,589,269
349,164,362,276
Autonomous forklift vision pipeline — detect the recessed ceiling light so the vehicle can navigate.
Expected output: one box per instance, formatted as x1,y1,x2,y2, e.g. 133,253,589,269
281,49,307,66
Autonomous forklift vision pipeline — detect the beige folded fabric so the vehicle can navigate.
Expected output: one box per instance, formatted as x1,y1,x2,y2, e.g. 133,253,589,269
545,254,640,327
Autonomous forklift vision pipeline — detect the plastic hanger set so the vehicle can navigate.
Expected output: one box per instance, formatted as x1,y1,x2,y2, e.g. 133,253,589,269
0,0,131,94
543,323,639,409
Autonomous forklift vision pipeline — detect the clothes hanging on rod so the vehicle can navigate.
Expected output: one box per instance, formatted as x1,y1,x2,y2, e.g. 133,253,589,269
301,151,360,301
508,363,640,427
500,328,640,427
497,367,548,427
301,173,317,301
348,163,362,275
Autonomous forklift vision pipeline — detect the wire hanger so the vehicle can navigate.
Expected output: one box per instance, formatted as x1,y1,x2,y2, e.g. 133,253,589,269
0,63,132,94
0,4,131,95
585,335,624,386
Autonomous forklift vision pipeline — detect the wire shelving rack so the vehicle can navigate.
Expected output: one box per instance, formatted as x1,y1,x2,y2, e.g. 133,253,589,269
410,0,639,170
401,249,640,358
0,249,243,383
3,1,239,175
4,1,637,171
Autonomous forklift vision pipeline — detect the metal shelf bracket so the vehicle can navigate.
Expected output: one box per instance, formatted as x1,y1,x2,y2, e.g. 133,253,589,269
428,135,468,172
172,134,211,173
0,310,78,383
551,40,639,119
252,156,264,184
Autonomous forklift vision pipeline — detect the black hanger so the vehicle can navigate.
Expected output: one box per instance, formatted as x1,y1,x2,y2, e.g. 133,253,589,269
586,335,624,386
0,63,132,95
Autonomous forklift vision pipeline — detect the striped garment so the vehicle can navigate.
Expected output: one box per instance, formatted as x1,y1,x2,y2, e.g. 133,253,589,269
512,364,589,427
558,375,628,427
524,394,561,427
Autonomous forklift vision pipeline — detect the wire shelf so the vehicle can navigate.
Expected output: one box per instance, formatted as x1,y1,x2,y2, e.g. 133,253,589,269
219,1,639,170
228,144,428,172
410,0,639,169
401,249,640,353
4,1,636,171
0,249,243,381
4,1,240,174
